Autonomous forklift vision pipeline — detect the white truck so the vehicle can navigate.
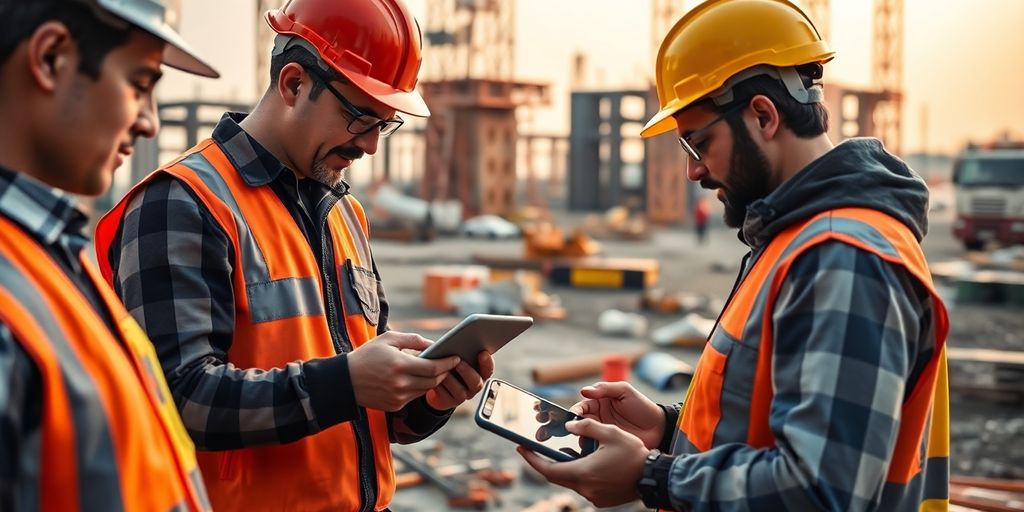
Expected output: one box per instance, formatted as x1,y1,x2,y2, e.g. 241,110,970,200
952,143,1024,251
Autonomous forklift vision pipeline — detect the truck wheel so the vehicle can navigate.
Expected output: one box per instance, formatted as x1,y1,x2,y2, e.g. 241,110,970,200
963,240,985,251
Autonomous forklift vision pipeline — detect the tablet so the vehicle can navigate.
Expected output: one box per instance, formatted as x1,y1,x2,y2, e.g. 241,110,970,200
418,314,533,370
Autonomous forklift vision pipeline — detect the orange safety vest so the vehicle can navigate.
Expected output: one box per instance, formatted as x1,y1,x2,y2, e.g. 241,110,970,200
95,139,394,512
675,208,950,510
0,217,209,512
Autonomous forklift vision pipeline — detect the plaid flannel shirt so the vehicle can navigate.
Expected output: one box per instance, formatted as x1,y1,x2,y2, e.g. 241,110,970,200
653,240,936,511
0,166,113,510
104,113,449,451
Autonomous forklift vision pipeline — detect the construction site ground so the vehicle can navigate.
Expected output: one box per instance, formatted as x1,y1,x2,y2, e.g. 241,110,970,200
379,190,1023,510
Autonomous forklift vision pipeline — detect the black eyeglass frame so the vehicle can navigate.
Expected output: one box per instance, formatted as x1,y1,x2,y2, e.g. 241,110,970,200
678,101,748,162
303,66,405,137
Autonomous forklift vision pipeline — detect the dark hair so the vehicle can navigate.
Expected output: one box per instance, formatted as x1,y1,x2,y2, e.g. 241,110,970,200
0,1,133,80
714,68,829,138
268,45,345,101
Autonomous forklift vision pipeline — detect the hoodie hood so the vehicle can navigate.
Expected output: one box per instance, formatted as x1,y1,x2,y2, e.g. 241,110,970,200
740,138,930,249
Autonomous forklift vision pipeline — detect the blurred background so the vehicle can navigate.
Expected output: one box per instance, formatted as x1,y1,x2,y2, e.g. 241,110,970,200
101,1,1024,510
116,0,1024,203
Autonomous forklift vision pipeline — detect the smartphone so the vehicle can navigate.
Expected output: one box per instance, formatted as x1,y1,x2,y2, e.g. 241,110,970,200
418,314,533,371
475,379,598,462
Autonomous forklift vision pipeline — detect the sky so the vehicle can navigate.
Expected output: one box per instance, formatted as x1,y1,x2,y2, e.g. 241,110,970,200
159,0,1024,155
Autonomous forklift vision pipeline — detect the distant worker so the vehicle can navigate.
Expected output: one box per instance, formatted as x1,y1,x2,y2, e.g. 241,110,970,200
519,1,950,511
693,195,710,245
94,0,493,510
0,0,218,510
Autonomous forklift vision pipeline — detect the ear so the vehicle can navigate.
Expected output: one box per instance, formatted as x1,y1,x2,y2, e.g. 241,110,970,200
25,21,76,93
748,94,781,141
277,62,306,107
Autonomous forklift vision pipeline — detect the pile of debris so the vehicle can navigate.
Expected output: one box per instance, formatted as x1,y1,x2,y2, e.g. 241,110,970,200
393,442,514,510
421,265,567,321
948,347,1024,405
581,206,650,241
522,222,601,259
391,434,607,511
930,247,1024,306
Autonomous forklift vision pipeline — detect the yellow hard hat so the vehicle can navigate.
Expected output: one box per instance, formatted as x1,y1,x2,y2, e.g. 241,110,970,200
641,0,834,138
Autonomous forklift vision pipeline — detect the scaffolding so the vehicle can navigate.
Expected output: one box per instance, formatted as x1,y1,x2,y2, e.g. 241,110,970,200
798,0,904,152
420,0,550,217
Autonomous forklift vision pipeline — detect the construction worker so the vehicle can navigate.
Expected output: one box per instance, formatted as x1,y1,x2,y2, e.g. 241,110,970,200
0,0,218,510
519,1,950,510
692,195,710,245
94,0,493,510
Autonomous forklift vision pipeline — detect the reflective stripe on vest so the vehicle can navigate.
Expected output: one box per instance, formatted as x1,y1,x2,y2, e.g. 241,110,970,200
95,139,394,511
673,208,950,505
172,151,330,323
0,217,209,512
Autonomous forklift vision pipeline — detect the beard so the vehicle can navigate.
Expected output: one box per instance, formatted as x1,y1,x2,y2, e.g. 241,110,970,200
311,145,364,188
311,162,347,188
700,120,773,228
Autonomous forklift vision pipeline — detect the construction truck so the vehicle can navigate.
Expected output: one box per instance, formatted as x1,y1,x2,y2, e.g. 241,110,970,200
952,141,1024,250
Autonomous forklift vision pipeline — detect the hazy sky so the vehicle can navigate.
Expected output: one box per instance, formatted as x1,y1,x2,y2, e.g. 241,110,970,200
160,0,1024,155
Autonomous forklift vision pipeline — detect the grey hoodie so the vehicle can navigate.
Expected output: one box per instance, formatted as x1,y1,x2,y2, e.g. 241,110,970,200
740,137,931,251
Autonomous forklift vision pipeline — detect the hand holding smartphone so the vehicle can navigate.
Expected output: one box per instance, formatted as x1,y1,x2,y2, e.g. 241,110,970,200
476,379,598,462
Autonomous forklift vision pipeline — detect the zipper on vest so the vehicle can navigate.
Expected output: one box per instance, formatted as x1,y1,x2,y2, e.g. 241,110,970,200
320,225,347,353
317,198,378,512
709,250,753,339
311,187,351,354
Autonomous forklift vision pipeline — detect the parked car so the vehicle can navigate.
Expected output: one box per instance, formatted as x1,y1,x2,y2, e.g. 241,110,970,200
460,215,520,239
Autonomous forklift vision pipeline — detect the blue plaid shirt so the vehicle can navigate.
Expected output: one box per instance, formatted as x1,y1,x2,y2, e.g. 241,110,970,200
646,139,941,511
649,242,935,511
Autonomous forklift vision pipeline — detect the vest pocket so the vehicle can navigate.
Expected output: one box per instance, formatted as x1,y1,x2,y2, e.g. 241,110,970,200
343,259,380,326
679,341,730,452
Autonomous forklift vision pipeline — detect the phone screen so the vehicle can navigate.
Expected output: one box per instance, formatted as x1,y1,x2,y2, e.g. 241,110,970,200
480,380,593,459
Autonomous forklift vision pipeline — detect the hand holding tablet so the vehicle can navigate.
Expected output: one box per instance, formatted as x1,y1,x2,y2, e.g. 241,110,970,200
418,314,533,370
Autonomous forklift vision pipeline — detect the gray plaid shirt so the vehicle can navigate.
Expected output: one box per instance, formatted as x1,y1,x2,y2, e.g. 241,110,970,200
103,113,449,452
0,166,110,510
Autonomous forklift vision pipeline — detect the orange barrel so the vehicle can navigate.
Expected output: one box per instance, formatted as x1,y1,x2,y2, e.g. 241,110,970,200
601,354,630,382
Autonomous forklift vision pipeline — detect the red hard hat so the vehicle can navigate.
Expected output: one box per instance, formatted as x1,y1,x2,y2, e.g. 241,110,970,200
266,0,429,117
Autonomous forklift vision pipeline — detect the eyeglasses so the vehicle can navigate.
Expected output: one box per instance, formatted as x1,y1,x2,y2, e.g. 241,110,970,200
304,67,405,137
678,102,748,162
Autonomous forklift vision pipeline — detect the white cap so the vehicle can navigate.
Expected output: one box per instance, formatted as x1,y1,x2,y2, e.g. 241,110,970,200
82,0,219,78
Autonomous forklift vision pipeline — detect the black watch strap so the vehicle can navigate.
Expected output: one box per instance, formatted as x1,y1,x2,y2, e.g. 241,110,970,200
657,403,681,452
637,449,674,509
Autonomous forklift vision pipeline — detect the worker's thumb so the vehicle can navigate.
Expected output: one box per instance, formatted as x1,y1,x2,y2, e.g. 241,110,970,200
383,331,433,352
427,353,462,375
581,381,633,399
565,417,616,441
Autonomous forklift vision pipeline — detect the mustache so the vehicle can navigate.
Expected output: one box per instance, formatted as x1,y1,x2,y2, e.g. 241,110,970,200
330,146,365,161
699,177,724,190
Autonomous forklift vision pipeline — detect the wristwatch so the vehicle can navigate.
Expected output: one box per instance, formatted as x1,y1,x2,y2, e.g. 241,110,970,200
637,449,665,508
